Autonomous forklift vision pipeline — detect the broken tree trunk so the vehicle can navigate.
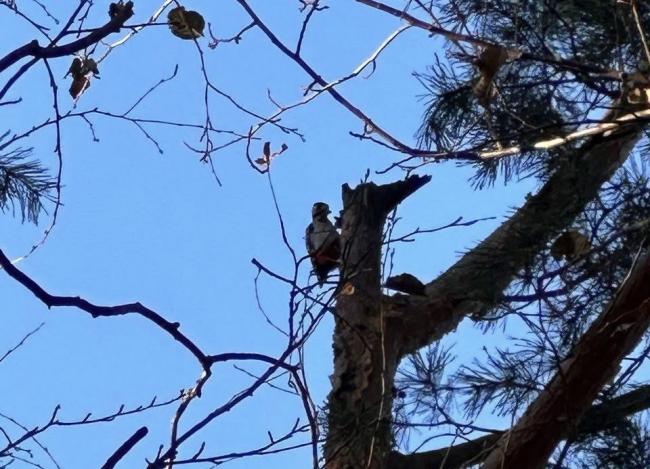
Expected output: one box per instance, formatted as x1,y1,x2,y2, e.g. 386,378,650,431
324,175,430,469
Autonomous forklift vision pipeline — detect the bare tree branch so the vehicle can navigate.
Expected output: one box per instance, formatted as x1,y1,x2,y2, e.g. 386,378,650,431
0,248,210,367
0,1,133,75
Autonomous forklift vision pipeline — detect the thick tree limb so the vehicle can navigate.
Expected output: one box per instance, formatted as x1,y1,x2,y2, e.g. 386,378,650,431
388,384,650,468
387,104,646,357
481,249,650,468
0,2,134,74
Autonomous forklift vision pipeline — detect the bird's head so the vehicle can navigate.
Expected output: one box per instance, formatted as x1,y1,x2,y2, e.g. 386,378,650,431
312,202,330,220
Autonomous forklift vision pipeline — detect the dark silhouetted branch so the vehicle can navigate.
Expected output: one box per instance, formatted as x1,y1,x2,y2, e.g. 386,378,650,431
101,426,148,469
0,248,209,368
0,2,134,74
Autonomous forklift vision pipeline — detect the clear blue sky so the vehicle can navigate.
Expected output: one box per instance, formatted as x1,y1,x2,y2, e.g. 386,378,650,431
0,1,535,467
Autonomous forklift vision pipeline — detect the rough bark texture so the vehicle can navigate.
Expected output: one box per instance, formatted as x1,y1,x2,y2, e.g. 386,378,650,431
325,175,430,469
386,103,645,358
387,384,650,468
481,250,650,469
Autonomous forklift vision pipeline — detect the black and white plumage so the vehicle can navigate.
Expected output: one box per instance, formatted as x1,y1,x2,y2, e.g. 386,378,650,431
305,202,341,284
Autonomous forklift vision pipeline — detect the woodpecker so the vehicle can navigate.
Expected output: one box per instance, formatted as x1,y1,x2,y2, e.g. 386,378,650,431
305,202,341,284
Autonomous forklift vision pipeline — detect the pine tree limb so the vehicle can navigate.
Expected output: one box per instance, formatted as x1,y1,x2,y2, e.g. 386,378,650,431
480,249,650,468
388,383,650,468
387,102,646,357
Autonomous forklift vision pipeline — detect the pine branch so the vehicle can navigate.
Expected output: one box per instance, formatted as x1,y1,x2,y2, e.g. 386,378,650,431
481,249,650,468
0,146,55,224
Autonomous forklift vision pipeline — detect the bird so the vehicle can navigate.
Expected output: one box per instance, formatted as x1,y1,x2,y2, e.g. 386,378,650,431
167,6,205,40
305,202,341,285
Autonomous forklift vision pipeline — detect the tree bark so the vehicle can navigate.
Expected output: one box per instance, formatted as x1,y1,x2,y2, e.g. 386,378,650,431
481,249,650,469
325,175,430,469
